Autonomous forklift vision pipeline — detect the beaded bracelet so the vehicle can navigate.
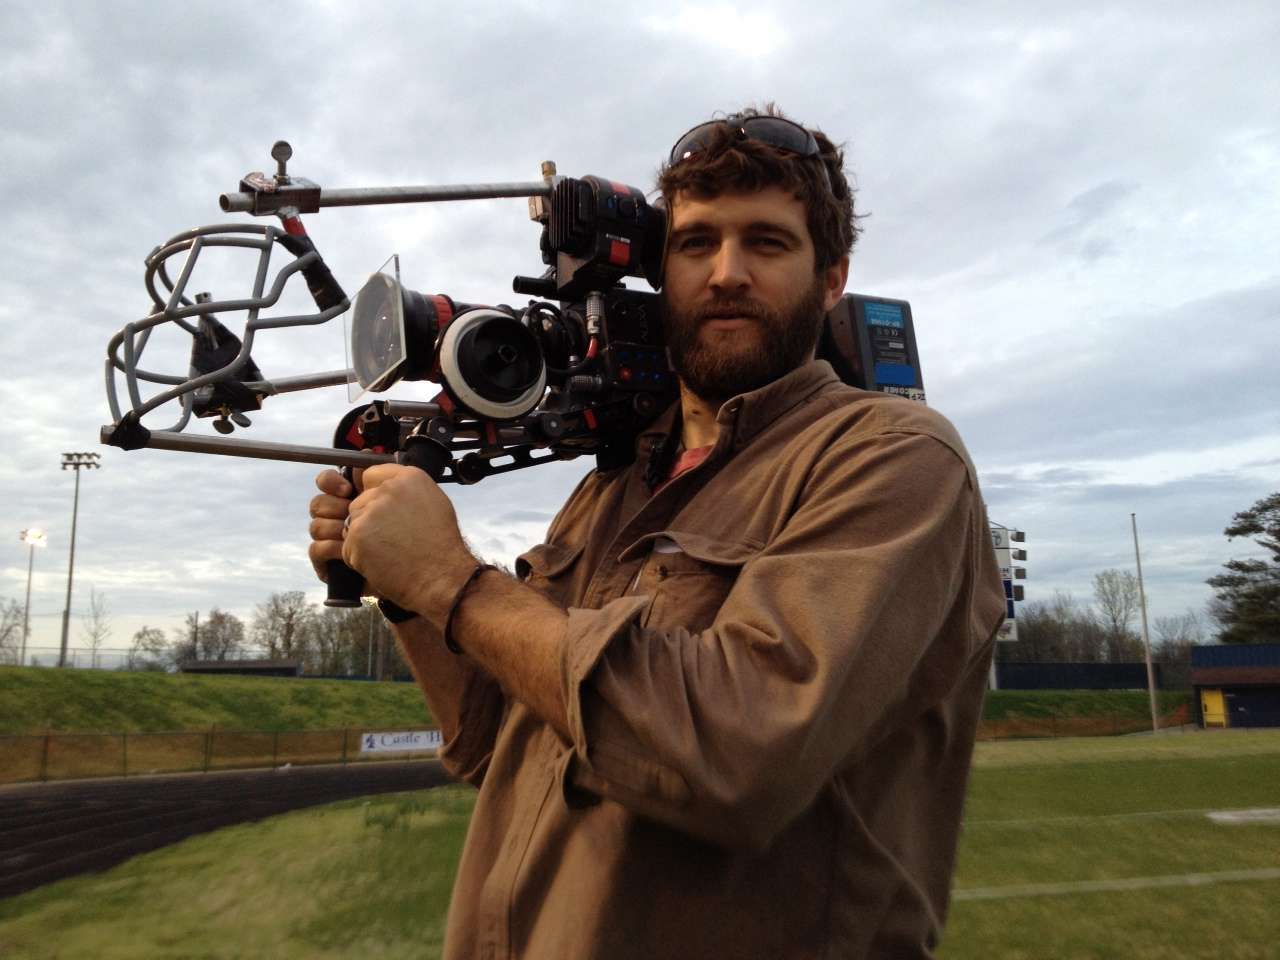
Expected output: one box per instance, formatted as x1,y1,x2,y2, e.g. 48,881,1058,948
443,563,497,654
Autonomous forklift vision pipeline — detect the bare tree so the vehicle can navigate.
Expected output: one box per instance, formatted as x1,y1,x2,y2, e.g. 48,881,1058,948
198,608,246,661
129,625,171,671
79,588,113,668
252,591,317,662
0,596,23,664
995,590,1110,663
1093,569,1142,661
1153,610,1206,663
310,604,405,678
170,609,246,663
171,612,200,663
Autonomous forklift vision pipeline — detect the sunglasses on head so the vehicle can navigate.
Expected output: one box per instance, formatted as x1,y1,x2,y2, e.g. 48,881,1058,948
668,115,833,190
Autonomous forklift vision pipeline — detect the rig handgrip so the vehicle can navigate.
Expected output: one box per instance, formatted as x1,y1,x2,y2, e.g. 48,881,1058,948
324,559,366,608
323,434,454,608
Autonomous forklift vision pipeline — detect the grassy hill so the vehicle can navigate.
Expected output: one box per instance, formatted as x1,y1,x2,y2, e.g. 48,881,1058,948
0,665,433,735
1,665,1192,736
982,688,1192,721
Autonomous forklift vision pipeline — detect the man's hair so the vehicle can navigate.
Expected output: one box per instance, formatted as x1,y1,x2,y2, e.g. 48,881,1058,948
657,105,861,272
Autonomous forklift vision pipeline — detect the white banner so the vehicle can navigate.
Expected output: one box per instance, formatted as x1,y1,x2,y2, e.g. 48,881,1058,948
359,730,442,753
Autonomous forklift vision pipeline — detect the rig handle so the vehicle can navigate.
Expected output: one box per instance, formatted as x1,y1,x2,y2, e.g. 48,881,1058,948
323,435,453,607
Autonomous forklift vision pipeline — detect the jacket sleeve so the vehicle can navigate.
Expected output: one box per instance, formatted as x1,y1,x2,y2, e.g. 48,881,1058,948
556,426,1002,851
433,663,506,785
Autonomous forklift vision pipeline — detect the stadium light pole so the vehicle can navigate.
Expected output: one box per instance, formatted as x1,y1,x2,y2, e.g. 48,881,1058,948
58,453,100,668
1131,513,1159,734
19,528,48,666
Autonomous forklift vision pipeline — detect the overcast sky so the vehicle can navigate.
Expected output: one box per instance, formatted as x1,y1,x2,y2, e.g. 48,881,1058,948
2,0,1276,660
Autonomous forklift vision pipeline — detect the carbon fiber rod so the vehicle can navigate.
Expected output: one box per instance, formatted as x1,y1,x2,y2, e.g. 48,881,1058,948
98,426,393,469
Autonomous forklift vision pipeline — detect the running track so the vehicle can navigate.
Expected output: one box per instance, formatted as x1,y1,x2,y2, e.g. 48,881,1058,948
0,761,455,898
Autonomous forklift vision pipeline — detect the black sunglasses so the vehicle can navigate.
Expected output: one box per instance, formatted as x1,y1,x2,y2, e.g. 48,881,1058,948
668,115,832,189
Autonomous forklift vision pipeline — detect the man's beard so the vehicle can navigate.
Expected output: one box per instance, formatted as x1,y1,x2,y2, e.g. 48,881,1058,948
661,275,828,405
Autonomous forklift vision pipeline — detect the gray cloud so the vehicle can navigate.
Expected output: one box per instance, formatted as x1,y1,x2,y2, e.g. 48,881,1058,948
2,0,1277,657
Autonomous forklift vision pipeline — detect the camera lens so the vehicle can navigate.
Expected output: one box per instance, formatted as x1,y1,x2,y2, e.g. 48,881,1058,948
438,309,547,420
456,316,541,402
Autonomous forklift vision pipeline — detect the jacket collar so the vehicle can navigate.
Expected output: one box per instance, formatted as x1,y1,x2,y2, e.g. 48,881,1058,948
638,359,843,460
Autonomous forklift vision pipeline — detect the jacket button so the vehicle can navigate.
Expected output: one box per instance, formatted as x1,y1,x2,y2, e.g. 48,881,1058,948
654,564,668,581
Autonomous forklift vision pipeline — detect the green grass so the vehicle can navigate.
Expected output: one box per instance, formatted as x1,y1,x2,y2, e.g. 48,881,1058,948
2,732,1276,959
939,730,1280,960
0,665,433,735
0,784,476,960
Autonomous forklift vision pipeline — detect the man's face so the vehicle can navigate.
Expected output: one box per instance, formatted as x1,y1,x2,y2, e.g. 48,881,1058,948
661,186,849,404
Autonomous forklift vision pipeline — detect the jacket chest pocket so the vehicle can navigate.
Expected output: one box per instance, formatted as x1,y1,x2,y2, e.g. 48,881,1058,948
633,535,759,634
516,541,585,609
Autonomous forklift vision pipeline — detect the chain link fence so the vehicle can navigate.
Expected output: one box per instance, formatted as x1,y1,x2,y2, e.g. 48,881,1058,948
0,726,439,785
976,704,1196,740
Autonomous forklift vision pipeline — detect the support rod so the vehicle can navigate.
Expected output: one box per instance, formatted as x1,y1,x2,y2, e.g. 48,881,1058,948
98,426,394,469
220,180,553,214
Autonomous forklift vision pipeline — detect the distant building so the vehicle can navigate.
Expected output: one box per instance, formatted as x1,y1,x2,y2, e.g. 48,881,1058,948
179,658,300,678
1191,643,1280,728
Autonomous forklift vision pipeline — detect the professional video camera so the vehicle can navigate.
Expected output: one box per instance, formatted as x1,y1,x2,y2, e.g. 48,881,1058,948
101,141,926,603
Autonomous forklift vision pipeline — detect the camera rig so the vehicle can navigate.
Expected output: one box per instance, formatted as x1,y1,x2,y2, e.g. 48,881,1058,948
103,140,925,480
102,141,685,481
100,141,926,600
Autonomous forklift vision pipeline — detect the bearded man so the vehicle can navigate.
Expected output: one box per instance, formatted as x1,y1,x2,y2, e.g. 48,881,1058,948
308,107,1005,960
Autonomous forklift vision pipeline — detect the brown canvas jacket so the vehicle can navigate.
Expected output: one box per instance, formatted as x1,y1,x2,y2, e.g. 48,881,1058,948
436,359,1006,959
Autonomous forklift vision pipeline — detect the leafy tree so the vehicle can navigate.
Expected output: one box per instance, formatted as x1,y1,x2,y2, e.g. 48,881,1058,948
1207,492,1280,643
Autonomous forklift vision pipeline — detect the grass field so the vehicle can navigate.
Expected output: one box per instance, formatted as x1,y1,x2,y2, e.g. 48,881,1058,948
941,731,1280,960
1,730,1276,959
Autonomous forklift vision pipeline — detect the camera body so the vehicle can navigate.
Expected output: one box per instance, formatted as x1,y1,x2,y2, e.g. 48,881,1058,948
341,176,676,476
344,174,925,477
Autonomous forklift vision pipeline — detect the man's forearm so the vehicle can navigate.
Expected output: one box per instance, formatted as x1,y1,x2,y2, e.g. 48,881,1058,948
410,567,572,740
337,463,573,741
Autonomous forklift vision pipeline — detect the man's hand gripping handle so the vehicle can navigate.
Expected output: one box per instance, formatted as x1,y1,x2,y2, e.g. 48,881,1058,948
324,434,453,606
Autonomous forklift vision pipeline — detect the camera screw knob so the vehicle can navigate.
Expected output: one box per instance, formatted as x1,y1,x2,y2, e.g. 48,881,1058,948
271,140,293,182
